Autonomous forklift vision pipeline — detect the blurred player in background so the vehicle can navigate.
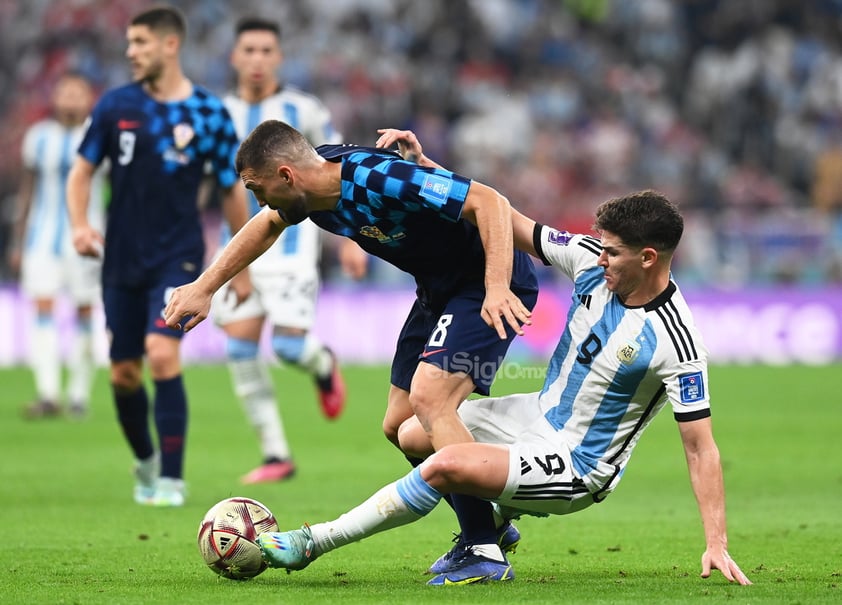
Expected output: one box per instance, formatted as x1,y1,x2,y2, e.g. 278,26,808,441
11,71,104,420
67,6,250,507
257,189,752,588
213,17,365,485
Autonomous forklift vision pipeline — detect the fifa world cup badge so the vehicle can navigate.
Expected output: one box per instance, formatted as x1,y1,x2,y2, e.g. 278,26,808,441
173,123,195,149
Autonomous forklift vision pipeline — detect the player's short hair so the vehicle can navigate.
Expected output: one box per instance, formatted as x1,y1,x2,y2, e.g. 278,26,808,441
131,5,187,40
236,120,317,174
594,190,683,252
235,17,281,39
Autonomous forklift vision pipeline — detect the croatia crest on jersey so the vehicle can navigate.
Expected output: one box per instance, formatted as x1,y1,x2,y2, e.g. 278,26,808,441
678,371,705,404
173,123,195,149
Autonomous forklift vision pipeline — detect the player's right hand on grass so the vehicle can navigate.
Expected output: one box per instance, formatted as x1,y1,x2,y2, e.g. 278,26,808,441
701,548,752,585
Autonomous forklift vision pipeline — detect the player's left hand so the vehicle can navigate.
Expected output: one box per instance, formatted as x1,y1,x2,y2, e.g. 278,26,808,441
701,548,752,585
481,284,533,339
226,270,252,308
375,128,423,163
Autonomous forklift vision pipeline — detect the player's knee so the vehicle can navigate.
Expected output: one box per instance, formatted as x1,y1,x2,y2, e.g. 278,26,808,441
227,337,259,361
397,417,433,458
422,449,463,486
271,333,305,363
382,417,402,449
407,389,447,427
110,361,142,391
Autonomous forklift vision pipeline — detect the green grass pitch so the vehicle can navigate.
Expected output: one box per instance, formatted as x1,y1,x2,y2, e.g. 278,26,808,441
2,362,840,604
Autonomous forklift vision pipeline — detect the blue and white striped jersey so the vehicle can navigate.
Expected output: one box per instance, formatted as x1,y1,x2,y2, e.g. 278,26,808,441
533,224,711,496
21,118,105,257
221,85,341,273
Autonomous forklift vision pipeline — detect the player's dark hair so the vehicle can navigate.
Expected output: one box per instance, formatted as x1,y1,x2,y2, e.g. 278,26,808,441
235,17,281,39
236,120,315,174
131,5,187,40
593,190,683,252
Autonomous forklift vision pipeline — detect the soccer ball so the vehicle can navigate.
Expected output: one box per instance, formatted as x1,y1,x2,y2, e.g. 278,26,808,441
197,496,279,580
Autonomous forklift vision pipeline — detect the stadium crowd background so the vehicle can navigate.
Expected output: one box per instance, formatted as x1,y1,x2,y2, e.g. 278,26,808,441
2,0,842,289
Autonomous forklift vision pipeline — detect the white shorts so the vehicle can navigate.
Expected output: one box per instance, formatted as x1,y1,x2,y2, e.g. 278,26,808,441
212,267,320,331
20,250,101,304
458,393,597,516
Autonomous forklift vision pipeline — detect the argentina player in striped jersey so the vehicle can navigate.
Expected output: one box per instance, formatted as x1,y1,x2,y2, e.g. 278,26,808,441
12,72,105,419
234,133,750,587
210,17,365,486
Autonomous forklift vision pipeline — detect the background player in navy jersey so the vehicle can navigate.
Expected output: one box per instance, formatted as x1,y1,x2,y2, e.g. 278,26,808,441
67,6,250,507
164,119,539,541
212,17,367,485
253,187,752,588
11,72,104,420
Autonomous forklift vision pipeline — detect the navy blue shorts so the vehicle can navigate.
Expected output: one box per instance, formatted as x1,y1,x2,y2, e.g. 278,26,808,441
103,264,201,361
391,283,539,396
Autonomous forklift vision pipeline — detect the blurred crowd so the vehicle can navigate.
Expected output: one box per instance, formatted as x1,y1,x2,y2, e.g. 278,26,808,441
2,0,842,287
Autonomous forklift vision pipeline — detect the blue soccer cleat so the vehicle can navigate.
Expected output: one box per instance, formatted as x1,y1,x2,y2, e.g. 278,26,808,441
427,521,520,574
427,546,514,586
258,525,318,571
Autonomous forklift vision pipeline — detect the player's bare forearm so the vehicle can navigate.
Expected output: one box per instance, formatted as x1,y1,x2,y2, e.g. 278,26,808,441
464,183,532,338
67,158,104,257
679,418,751,585
512,207,539,257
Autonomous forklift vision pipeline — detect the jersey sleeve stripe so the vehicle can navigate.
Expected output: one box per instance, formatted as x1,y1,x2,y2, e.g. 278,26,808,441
674,408,712,422
577,237,602,256
654,303,698,362
533,223,551,265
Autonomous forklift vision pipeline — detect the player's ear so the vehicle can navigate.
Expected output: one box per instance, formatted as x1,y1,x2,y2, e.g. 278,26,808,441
277,165,292,185
640,247,658,268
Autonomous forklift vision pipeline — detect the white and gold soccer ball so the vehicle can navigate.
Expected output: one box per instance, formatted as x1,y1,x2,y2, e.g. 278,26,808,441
197,497,279,580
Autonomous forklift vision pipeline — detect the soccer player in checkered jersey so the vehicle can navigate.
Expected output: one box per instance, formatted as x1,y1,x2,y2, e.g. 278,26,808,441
249,184,751,587
164,119,539,547
11,72,105,420
66,6,250,507
211,17,365,485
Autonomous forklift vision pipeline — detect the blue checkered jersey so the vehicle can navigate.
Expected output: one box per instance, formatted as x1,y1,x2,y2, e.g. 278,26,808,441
308,145,537,308
532,224,711,497
77,82,239,286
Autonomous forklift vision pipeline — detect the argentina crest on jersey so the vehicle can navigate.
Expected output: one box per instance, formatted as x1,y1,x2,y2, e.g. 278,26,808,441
616,339,640,365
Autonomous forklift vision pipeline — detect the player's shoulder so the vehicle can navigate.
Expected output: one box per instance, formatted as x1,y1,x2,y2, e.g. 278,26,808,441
191,84,226,108
317,144,401,163
276,84,328,106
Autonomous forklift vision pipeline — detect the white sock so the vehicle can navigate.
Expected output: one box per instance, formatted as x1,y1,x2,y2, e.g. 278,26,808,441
298,333,333,379
309,482,423,555
67,318,94,406
229,358,291,460
31,314,60,402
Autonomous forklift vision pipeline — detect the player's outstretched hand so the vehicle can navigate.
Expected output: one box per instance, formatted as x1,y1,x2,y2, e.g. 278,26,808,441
164,281,213,332
701,548,752,585
481,284,533,339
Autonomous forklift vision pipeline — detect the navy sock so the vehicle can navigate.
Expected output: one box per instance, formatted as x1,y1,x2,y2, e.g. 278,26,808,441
451,493,497,546
113,384,154,460
154,376,187,479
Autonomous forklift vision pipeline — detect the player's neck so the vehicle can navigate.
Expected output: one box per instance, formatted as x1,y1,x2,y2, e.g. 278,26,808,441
621,272,671,307
238,81,279,104
143,67,192,102
308,161,343,210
